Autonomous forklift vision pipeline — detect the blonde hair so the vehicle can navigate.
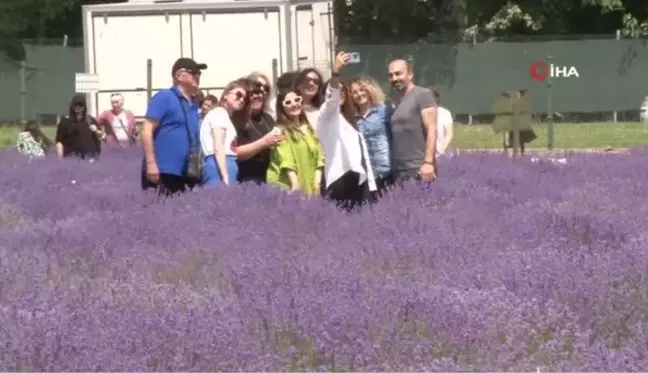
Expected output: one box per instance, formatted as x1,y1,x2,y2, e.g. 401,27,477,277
247,71,272,95
349,76,386,105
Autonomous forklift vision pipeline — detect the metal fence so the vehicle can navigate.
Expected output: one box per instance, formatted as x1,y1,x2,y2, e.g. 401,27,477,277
0,38,84,125
338,34,648,124
2,34,648,150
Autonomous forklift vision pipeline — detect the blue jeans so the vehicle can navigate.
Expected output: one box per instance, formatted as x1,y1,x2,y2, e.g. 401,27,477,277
202,154,238,186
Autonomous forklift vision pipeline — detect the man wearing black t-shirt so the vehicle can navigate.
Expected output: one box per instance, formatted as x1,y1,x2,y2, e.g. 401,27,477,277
236,80,284,184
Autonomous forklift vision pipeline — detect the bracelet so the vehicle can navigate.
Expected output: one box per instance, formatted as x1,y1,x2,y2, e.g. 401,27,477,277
331,71,341,76
423,160,435,165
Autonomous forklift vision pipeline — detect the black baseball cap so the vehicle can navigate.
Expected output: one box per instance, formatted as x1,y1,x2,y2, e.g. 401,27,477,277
171,58,207,76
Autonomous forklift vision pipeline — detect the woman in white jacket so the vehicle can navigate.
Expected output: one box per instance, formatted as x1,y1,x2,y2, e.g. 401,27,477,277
316,52,377,210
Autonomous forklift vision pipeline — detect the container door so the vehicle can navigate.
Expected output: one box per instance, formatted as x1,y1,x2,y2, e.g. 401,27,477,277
294,5,315,70
91,13,182,117
190,8,282,98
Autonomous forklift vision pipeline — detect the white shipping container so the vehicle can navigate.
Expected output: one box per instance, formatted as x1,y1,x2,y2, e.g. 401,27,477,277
81,0,335,117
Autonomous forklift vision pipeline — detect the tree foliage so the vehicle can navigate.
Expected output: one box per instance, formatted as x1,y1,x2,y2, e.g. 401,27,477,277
0,0,125,41
337,0,648,43
0,0,646,51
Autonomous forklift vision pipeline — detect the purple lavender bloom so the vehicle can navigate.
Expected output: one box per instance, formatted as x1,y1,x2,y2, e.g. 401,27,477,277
2,148,648,370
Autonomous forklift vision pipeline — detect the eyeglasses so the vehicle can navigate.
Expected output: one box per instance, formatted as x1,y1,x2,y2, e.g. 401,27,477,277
283,96,302,106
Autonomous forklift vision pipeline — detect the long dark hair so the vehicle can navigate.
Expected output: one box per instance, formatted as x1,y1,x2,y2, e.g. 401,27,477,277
220,78,252,129
276,71,298,92
294,68,324,108
24,121,52,152
322,79,357,130
275,89,312,140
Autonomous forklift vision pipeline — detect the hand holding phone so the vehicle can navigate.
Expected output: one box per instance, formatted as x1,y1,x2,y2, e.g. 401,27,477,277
348,52,361,64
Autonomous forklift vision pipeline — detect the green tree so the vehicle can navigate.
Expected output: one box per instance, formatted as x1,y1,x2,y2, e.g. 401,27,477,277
0,0,125,61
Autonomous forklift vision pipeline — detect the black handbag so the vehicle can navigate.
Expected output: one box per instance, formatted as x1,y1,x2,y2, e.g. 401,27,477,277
176,95,204,182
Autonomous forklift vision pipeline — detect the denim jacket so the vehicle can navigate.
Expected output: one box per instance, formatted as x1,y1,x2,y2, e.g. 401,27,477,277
356,104,392,178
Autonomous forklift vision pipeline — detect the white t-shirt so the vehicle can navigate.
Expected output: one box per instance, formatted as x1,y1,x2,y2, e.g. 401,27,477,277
317,86,377,191
304,106,319,131
266,97,277,120
200,107,237,157
436,106,453,156
112,112,129,142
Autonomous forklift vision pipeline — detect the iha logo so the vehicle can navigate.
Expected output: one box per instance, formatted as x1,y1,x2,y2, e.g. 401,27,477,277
529,61,580,81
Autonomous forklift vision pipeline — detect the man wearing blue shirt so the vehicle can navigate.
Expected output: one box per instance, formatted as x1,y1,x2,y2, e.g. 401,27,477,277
141,58,207,196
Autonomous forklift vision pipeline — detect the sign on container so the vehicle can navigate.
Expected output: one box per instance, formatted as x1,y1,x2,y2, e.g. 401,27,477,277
75,73,100,93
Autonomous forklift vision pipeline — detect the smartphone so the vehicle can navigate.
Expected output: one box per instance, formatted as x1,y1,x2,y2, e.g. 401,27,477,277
348,52,361,64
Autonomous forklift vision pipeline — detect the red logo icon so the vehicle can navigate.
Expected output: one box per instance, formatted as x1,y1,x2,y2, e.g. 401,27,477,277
529,61,549,81
230,139,237,152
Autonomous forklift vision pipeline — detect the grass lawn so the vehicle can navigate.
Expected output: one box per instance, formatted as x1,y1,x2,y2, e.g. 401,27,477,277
1,121,647,150
453,121,648,149
0,126,58,149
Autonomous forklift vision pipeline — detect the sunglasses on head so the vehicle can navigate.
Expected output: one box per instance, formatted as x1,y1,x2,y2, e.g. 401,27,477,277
283,96,302,106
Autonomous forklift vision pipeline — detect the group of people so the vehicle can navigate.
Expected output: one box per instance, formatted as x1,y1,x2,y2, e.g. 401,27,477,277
16,53,455,209
16,92,137,159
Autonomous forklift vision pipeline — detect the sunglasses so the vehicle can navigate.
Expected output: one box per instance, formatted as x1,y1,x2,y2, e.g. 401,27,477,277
230,90,248,102
180,68,201,76
256,83,270,94
283,96,302,106
305,77,321,86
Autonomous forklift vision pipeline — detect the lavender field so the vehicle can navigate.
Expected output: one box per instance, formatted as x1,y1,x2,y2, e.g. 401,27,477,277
1,148,648,371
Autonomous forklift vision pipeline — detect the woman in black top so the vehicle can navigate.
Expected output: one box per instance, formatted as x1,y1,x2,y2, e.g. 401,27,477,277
235,75,284,184
55,93,103,160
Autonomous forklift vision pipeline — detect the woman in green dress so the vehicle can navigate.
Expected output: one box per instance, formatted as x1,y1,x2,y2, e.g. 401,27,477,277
266,90,324,196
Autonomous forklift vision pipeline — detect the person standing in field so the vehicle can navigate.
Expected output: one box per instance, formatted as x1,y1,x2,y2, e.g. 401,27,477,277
349,76,393,196
428,86,454,157
55,93,103,161
96,93,137,147
16,121,53,158
200,79,250,187
317,53,377,210
140,57,207,196
266,89,324,196
387,59,437,182
235,73,284,185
